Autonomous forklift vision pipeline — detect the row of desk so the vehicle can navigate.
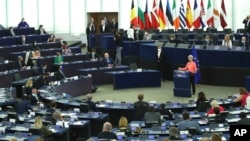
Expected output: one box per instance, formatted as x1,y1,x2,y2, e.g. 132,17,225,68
0,34,50,46
0,27,36,37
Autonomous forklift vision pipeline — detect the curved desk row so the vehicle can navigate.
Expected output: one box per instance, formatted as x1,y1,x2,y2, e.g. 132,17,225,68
0,27,35,37
0,42,60,59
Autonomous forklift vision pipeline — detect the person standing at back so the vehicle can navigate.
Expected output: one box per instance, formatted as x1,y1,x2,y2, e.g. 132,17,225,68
114,31,123,66
18,18,29,28
133,94,149,120
243,15,250,33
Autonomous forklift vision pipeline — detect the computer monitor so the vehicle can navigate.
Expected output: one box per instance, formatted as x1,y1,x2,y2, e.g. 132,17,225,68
223,28,232,34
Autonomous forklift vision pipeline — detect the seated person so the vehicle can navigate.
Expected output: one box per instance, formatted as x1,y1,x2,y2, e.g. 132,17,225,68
86,94,97,111
222,34,232,49
238,36,249,50
210,133,223,141
101,52,114,67
206,23,216,33
32,47,41,59
143,30,152,40
169,33,179,43
46,101,57,115
61,41,72,55
117,116,132,137
8,26,16,37
144,106,161,126
98,122,118,140
203,34,213,46
88,49,99,61
45,110,63,125
209,107,226,123
54,52,64,64
196,91,208,108
37,25,47,35
30,88,42,105
168,127,183,140
16,35,26,45
237,112,250,125
34,72,50,89
158,103,173,120
207,100,225,115
25,78,34,95
234,88,250,107
33,116,53,138
178,112,202,134
16,55,26,70
47,34,56,43
18,17,29,28
54,65,66,81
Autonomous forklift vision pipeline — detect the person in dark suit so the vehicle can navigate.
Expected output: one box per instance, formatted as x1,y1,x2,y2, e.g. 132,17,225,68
37,25,47,35
16,55,26,70
133,94,149,120
98,122,118,140
16,35,26,45
104,15,110,30
237,112,250,125
110,18,118,34
114,31,123,66
16,95,32,114
37,64,48,75
18,17,29,28
196,91,208,108
101,52,114,67
156,46,167,81
34,72,50,89
209,107,226,124
54,65,66,81
158,103,173,120
99,20,109,34
87,49,99,61
86,94,97,111
243,15,250,33
239,36,249,50
30,88,42,105
8,26,15,37
46,101,57,115
86,22,96,52
203,34,213,47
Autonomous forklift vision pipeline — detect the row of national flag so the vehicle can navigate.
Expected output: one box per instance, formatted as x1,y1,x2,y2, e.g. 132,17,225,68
130,0,228,30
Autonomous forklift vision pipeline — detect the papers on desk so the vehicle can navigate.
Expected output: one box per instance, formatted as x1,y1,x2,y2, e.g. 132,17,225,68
197,136,226,141
230,110,248,114
227,118,240,123
49,128,57,133
98,104,106,107
198,120,208,125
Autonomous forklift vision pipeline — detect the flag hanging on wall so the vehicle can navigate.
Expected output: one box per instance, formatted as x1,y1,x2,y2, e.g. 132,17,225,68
179,0,185,29
151,0,160,29
130,0,137,27
213,0,220,28
200,0,206,28
193,0,200,29
206,0,213,26
186,0,193,29
220,0,227,28
166,0,173,26
144,0,151,30
138,5,145,29
192,46,201,84
158,0,166,29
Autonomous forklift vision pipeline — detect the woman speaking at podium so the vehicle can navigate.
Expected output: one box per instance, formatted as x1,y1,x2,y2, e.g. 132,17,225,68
178,55,197,95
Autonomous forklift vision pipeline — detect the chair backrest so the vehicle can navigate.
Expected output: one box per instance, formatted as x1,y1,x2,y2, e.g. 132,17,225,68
129,63,138,70
13,74,21,81
197,101,210,112
80,103,90,113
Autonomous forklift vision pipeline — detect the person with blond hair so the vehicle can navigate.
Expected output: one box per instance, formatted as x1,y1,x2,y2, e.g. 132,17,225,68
117,116,131,136
210,133,222,141
98,122,117,140
25,78,33,95
207,100,225,115
222,34,232,49
33,116,53,138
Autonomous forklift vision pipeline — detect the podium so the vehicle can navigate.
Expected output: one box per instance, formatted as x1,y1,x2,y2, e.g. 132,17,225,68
173,70,191,97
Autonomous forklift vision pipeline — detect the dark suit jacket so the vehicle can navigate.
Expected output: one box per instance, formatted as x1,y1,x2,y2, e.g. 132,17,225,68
17,100,31,114
87,52,99,61
99,25,109,33
101,58,114,67
98,131,118,140
203,39,213,46
30,93,41,105
243,19,250,33
25,87,32,95
238,118,250,125
37,30,47,35
133,101,149,120
15,61,26,70
86,26,96,34
54,70,66,81
86,100,97,111
110,22,118,33
35,76,48,89
45,116,57,125
239,41,249,50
